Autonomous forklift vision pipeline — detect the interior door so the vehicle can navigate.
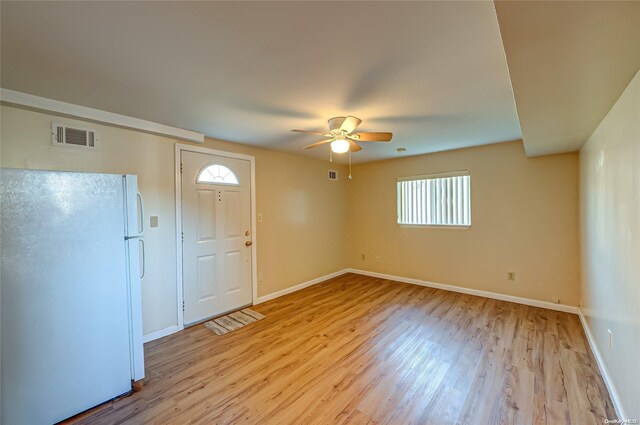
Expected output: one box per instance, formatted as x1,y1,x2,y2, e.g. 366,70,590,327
181,151,253,325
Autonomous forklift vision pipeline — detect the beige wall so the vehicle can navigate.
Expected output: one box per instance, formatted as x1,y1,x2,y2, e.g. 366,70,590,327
580,71,640,418
0,105,349,335
347,141,581,305
0,105,584,341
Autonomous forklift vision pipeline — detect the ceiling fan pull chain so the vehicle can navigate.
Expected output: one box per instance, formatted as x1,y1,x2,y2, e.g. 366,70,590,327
329,147,333,162
349,150,353,180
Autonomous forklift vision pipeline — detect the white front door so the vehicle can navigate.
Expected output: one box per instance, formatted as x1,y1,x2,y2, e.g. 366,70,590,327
181,151,253,325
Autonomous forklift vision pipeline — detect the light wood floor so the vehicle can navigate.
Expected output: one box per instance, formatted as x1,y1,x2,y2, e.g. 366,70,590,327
67,273,616,425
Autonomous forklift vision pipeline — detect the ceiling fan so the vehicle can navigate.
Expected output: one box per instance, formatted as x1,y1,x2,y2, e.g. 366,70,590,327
292,116,393,154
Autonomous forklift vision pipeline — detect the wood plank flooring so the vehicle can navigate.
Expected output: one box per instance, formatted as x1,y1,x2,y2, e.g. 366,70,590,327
66,273,616,425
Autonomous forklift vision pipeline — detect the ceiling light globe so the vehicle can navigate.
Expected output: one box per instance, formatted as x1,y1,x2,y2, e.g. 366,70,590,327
331,138,350,154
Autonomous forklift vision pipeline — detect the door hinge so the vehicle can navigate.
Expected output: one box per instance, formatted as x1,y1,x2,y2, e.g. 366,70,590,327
180,163,183,174
181,232,184,243
182,301,185,311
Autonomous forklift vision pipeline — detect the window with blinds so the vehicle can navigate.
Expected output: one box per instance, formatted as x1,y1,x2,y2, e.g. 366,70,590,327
397,171,471,226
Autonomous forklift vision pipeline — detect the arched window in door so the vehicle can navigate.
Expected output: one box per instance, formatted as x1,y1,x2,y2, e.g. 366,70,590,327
196,164,239,185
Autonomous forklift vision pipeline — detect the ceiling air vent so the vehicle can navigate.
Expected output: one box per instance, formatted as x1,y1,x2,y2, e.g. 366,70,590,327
52,123,98,149
328,170,338,181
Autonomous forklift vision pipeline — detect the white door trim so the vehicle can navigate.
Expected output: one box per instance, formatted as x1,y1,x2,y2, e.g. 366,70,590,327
174,143,257,332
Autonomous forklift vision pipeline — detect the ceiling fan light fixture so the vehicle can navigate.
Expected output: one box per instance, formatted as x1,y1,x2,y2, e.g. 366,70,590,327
330,137,350,154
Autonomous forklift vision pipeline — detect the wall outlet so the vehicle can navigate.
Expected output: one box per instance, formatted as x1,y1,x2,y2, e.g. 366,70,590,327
374,255,380,263
149,216,159,228
507,272,515,281
608,329,612,348
258,272,264,282
551,296,560,304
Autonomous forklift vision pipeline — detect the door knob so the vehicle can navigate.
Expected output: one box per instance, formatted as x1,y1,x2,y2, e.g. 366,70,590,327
245,241,253,247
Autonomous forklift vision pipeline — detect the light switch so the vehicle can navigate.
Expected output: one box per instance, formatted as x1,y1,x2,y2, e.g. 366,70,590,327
150,216,159,228
257,213,263,223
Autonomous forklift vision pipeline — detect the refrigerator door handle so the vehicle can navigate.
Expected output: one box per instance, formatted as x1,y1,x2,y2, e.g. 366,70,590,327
139,239,146,280
137,192,144,235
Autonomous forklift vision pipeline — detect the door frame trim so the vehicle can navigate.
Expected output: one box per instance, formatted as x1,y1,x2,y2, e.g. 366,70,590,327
174,143,257,331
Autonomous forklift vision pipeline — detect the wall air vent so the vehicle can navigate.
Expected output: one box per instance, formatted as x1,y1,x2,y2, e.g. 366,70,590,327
328,170,338,181
52,123,98,149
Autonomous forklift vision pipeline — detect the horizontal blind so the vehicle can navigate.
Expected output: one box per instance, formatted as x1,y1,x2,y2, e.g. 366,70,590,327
397,174,470,226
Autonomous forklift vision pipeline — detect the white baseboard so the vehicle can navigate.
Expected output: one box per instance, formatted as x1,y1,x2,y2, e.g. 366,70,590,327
253,268,579,314
346,268,580,314
143,269,578,342
578,310,627,420
254,269,349,304
143,325,180,343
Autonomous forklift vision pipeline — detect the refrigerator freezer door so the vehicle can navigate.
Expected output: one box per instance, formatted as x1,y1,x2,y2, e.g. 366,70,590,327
1,169,132,424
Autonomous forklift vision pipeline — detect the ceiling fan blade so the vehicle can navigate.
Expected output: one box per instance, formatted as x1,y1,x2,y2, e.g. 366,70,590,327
328,117,346,131
304,139,334,149
292,129,330,136
353,132,393,142
340,116,362,134
348,139,362,152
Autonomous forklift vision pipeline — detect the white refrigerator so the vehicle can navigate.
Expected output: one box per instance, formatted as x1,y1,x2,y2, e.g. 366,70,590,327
0,168,145,424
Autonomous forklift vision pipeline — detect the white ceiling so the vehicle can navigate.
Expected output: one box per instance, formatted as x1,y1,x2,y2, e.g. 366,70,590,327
1,1,521,163
495,1,640,157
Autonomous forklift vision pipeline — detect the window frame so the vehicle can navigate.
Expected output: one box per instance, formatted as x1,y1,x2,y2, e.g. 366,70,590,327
397,170,471,228
196,163,240,186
